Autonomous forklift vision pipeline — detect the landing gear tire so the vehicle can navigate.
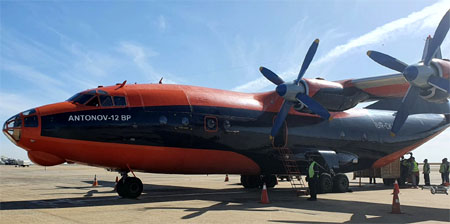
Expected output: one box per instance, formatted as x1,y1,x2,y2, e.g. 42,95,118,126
332,173,349,193
262,175,278,188
117,177,143,198
318,173,333,194
240,175,261,188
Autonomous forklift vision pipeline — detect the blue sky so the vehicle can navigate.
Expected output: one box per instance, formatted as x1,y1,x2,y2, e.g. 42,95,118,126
1,1,449,162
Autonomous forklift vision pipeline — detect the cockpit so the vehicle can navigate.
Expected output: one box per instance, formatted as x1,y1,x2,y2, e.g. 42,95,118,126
66,89,127,107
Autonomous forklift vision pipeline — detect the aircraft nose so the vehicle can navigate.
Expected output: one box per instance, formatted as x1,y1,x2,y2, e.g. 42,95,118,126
3,108,38,144
3,113,23,144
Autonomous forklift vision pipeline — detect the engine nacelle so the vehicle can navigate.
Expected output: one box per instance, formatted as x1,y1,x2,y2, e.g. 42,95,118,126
420,87,449,103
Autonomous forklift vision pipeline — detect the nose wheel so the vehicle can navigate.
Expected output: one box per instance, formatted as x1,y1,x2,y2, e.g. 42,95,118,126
116,175,143,198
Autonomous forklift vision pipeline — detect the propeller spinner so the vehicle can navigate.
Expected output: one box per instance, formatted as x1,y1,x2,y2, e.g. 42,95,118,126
367,10,450,136
260,39,331,138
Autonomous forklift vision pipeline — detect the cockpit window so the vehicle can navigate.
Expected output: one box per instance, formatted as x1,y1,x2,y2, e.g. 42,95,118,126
67,93,81,102
22,109,36,116
74,94,94,104
99,95,113,106
86,96,100,107
113,96,126,106
97,89,108,95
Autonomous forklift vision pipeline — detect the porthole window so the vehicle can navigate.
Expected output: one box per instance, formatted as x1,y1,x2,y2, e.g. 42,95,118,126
204,116,218,132
159,116,168,125
181,117,189,126
207,119,216,129
224,120,231,129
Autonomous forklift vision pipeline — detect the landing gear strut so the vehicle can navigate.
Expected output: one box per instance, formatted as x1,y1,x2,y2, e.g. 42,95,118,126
116,172,143,198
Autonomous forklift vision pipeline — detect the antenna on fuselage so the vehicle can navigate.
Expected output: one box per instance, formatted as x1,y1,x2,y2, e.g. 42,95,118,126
159,77,163,84
115,80,127,90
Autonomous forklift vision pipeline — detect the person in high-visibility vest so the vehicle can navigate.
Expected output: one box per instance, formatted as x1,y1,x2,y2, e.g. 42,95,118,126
306,156,319,201
439,158,448,185
411,157,419,188
423,159,430,186
447,158,450,184
445,158,450,184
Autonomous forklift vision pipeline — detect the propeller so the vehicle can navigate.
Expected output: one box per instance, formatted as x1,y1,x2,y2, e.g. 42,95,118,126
260,39,331,138
367,10,450,136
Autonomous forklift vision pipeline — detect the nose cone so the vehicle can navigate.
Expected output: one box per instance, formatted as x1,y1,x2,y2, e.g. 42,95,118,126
403,65,419,82
276,84,287,97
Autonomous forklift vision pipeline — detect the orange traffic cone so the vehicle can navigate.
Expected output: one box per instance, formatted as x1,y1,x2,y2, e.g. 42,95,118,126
393,180,400,195
391,180,401,214
113,176,118,191
92,175,98,187
260,183,270,204
225,174,229,182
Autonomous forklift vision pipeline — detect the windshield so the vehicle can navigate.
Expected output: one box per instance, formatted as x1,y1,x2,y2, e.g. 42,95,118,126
74,94,94,104
67,93,81,101
66,90,126,107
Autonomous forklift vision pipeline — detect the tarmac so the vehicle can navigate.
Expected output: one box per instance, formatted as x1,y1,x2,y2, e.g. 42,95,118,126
0,164,449,223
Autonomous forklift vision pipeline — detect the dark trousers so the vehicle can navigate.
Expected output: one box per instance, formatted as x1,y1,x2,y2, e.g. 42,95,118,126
424,173,430,186
308,177,318,199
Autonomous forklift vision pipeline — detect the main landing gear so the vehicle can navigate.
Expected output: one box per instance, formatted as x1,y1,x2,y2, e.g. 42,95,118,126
116,172,143,198
240,174,278,188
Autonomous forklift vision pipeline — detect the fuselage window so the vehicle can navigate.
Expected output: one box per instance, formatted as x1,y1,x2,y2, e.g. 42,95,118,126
205,117,218,131
74,94,94,104
114,96,126,106
99,95,113,107
86,96,100,107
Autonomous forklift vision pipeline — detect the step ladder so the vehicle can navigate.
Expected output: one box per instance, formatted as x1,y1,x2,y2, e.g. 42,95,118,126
276,147,309,196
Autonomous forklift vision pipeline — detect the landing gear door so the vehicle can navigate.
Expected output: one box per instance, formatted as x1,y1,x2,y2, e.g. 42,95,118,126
272,117,287,148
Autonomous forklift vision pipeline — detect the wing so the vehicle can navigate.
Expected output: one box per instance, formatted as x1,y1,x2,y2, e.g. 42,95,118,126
341,73,409,100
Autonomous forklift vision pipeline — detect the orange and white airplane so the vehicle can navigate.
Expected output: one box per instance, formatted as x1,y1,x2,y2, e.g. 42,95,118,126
3,10,450,198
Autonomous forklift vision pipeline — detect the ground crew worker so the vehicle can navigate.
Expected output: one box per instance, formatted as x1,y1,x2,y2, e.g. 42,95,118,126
423,159,430,186
306,156,319,201
447,158,450,184
411,157,420,188
410,157,419,188
439,158,448,185
445,158,450,184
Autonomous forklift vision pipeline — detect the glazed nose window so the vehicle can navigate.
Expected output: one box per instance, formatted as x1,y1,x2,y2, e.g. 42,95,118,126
24,115,38,127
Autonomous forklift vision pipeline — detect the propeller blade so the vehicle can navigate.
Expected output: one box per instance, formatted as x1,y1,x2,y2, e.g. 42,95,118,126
367,51,408,72
391,86,421,136
271,101,293,137
423,9,450,65
295,39,319,85
260,67,284,85
296,94,331,120
428,76,450,93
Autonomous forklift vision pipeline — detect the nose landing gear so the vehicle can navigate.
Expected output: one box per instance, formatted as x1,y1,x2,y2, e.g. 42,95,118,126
116,172,143,198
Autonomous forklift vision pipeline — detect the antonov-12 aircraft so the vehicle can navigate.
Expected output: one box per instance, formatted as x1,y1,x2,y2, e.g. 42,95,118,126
3,10,450,198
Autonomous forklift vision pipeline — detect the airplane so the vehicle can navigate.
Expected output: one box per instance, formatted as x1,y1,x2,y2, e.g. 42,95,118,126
3,10,450,198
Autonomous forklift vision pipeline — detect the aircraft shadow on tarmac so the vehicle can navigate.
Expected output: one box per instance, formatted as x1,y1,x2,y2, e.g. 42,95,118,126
2,180,449,223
